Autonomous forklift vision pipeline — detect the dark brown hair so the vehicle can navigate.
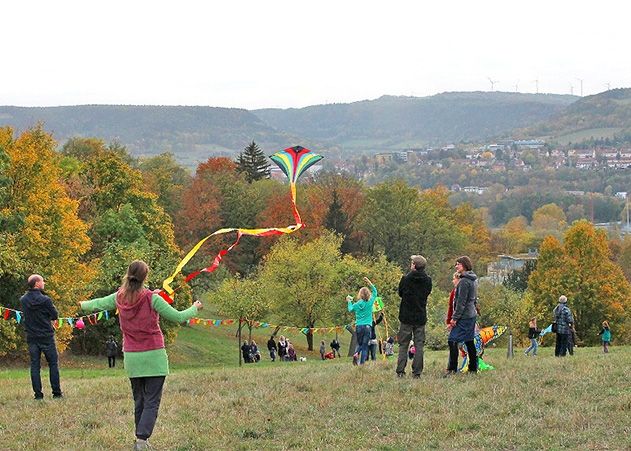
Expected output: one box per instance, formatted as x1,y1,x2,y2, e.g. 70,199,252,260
456,256,473,271
119,260,149,305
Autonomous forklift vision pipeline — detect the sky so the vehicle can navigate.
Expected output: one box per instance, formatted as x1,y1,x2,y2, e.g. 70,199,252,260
2,0,630,110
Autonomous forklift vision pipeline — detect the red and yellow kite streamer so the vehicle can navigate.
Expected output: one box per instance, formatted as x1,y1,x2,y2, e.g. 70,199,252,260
159,146,323,303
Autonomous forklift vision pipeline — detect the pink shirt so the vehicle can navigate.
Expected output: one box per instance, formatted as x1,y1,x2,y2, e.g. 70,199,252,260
116,289,164,352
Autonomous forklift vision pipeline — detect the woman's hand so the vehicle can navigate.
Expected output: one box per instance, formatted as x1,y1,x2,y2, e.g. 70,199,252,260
363,277,372,286
346,295,353,302
193,300,203,310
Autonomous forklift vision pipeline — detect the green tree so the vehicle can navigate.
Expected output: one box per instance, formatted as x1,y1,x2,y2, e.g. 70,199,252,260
324,190,350,253
235,141,271,183
138,152,192,220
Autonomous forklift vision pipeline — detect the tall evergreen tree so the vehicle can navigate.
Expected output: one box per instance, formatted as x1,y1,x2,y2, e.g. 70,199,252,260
235,141,271,183
324,190,350,253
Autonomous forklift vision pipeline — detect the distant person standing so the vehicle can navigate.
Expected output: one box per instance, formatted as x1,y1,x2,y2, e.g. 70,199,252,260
446,256,478,375
20,274,63,400
524,318,540,357
106,335,119,368
396,255,432,378
598,321,611,353
267,335,277,361
553,295,574,357
330,338,341,358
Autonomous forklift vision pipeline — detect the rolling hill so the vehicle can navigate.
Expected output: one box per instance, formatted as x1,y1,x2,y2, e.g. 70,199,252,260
0,92,580,166
254,92,578,151
525,88,631,144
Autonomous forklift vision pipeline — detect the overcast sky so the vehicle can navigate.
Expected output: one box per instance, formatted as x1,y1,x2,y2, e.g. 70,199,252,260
2,0,630,109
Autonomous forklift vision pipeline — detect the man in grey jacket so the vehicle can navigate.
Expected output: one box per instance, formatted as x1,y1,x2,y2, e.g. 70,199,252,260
553,295,574,357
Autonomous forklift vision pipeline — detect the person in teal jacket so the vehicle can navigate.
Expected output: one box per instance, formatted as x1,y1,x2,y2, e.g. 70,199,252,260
598,321,612,353
80,260,201,451
346,277,377,365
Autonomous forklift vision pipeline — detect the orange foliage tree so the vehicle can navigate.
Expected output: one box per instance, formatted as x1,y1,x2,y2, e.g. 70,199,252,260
1,126,94,353
528,220,631,344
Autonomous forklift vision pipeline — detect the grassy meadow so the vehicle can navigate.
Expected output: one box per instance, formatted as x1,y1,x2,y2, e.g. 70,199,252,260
0,326,629,450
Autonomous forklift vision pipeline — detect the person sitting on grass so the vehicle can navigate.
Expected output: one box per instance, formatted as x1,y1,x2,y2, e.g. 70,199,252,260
287,342,297,361
80,260,201,451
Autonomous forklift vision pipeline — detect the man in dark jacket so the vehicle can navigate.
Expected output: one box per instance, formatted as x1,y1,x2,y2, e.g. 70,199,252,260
396,255,432,378
106,335,118,368
20,274,63,399
267,335,277,361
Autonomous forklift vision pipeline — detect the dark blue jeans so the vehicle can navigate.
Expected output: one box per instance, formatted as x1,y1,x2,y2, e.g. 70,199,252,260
28,338,62,398
356,325,371,364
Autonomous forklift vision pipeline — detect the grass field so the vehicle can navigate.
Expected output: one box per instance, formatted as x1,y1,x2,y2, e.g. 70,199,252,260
0,328,629,450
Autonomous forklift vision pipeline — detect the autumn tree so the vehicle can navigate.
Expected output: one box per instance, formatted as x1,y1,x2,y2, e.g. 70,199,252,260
58,140,190,354
0,126,94,354
527,221,631,344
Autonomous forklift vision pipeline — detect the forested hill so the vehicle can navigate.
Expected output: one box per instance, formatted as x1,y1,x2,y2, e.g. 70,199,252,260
525,88,631,144
0,92,577,165
0,105,297,167
254,92,577,151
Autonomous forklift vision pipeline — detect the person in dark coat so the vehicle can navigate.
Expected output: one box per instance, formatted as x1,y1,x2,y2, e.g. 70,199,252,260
20,274,63,399
106,335,119,368
445,256,479,375
267,335,277,361
241,341,251,363
553,295,574,357
330,338,341,358
396,255,432,378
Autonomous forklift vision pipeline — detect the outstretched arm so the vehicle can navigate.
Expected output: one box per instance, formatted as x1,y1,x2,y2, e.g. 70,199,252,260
151,295,200,322
80,293,117,312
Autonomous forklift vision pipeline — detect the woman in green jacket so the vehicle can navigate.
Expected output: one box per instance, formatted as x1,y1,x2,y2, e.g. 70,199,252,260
81,260,201,451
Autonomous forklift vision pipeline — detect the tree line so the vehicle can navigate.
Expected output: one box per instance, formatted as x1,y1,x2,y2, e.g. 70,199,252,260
1,127,629,357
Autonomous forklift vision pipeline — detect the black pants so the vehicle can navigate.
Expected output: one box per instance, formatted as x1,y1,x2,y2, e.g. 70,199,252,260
447,340,478,372
555,333,569,357
130,376,166,440
108,356,116,368
28,338,62,398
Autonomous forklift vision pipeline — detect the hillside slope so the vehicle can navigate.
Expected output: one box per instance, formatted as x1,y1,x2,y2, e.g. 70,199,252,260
526,88,631,143
254,91,578,151
0,105,296,166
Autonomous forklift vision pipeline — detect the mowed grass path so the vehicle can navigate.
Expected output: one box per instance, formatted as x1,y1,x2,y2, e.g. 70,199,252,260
0,338,629,450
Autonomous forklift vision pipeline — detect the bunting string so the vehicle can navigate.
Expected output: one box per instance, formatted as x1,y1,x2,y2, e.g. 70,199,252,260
0,305,354,334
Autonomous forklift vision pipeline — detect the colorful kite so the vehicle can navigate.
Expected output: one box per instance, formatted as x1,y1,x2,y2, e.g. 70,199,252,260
159,146,323,303
459,325,507,372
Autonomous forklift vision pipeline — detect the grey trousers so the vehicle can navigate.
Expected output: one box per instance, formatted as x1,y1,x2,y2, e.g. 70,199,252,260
396,323,425,376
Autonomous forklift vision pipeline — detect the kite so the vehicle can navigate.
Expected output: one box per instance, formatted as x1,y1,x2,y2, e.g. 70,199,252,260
458,325,507,372
159,146,323,303
539,324,553,337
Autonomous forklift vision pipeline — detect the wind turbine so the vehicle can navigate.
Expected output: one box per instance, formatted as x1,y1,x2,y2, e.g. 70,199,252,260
606,82,611,91
569,83,574,96
488,77,499,91
533,79,539,94
514,80,519,93
575,78,584,96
